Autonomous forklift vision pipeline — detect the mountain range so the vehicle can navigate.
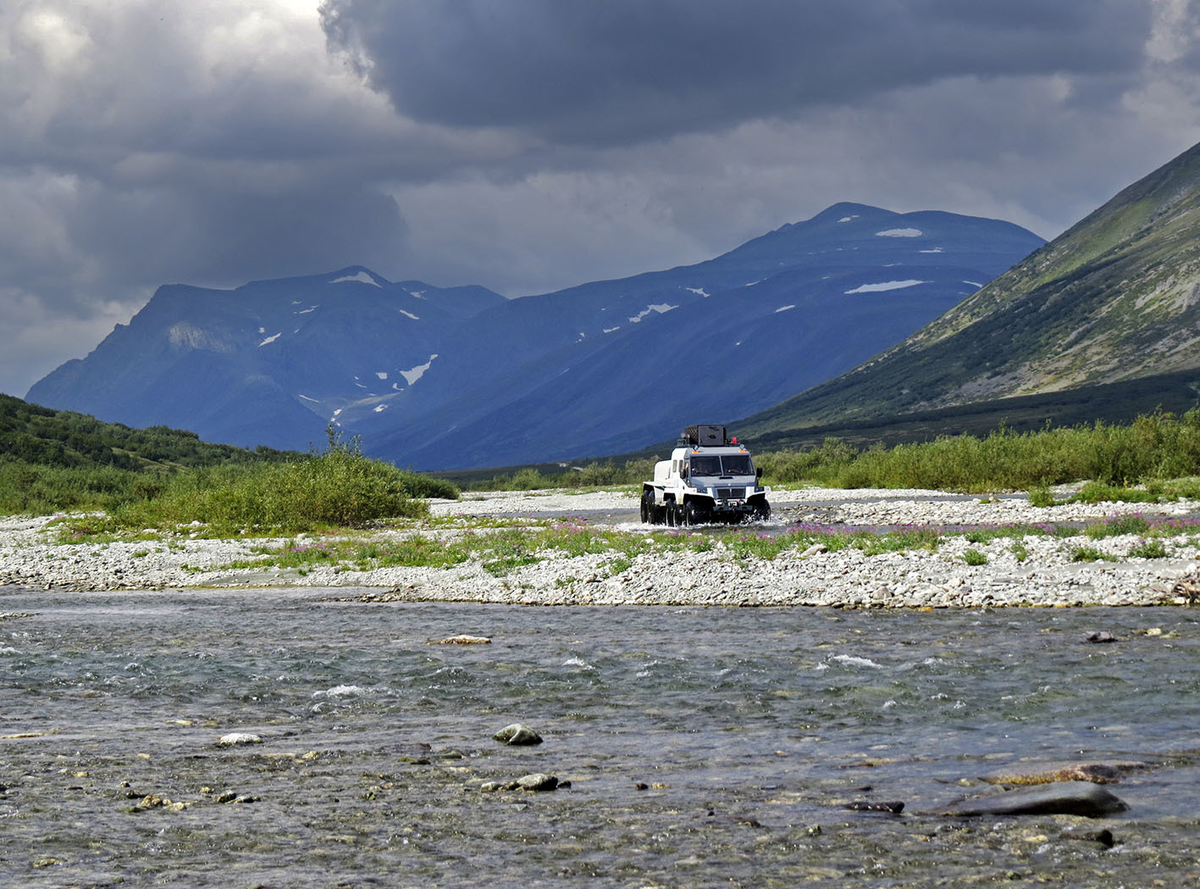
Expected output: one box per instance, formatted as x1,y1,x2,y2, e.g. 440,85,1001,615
27,204,1043,469
739,140,1200,447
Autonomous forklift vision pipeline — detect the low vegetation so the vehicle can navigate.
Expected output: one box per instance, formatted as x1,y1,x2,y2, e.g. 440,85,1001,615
755,409,1200,492
53,431,456,537
455,409,1200,498
195,510,1200,581
2,406,458,532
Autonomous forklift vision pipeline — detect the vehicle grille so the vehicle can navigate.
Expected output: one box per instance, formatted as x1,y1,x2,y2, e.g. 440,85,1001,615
715,487,745,500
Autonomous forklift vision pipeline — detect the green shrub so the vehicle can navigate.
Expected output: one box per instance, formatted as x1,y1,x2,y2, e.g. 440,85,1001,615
1128,539,1168,559
963,548,988,566
63,432,447,535
753,408,1200,493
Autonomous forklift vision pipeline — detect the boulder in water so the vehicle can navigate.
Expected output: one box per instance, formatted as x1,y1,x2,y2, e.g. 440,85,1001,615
493,723,543,746
930,781,1128,818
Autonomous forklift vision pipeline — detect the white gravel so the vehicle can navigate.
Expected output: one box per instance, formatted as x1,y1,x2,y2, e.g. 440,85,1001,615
3,487,1199,608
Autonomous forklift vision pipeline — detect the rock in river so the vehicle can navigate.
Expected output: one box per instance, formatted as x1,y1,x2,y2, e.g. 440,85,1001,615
217,732,263,747
930,781,1128,818
493,723,543,746
516,773,558,791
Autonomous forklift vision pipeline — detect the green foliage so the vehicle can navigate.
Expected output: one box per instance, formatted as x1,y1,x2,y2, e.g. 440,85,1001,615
1028,485,1057,507
1070,545,1114,563
1085,514,1151,540
1128,538,1168,559
754,409,1200,493
3,407,457,527
963,548,988,566
0,393,299,471
59,431,453,536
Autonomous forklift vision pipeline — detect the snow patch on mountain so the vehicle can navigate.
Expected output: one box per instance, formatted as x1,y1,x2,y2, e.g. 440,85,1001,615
400,354,438,385
331,271,380,287
844,280,927,294
775,305,796,313
376,372,388,380
919,247,944,254
876,228,923,238
259,332,282,346
628,304,677,323
683,286,710,297
400,310,419,320
838,215,859,223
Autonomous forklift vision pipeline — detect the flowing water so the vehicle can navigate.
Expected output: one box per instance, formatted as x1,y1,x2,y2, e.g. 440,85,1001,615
2,585,1199,887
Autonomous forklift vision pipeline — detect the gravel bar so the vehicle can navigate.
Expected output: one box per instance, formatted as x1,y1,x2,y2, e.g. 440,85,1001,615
3,487,1199,607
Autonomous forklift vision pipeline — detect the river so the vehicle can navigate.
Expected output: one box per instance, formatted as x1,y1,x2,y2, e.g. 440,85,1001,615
2,586,1198,887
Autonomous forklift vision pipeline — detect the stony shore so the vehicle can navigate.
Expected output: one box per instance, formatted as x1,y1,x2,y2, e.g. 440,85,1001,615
2,487,1199,607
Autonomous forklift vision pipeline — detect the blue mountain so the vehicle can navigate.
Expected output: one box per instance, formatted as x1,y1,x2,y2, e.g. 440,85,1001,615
27,204,1044,467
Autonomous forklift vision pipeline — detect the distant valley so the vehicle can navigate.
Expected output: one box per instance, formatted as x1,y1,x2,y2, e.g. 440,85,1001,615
27,203,1043,469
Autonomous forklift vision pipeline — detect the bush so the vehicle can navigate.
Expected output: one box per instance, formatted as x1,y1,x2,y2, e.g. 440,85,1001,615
754,409,1200,493
62,431,452,535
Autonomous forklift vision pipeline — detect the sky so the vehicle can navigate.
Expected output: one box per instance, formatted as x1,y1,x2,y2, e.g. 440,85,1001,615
3,0,1200,398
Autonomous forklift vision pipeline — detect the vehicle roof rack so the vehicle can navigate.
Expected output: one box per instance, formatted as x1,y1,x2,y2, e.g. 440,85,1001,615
683,424,728,447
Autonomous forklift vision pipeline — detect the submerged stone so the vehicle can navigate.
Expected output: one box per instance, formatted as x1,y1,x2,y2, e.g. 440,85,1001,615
931,781,1128,818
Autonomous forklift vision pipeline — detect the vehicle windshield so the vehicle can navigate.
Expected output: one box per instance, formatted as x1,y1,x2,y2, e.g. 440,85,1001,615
689,454,754,478
721,454,754,476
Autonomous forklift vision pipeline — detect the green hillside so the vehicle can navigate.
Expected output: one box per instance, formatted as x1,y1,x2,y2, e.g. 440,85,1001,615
740,141,1200,438
0,392,300,471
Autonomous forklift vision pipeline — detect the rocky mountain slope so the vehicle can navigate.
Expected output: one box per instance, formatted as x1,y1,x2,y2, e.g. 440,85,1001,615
27,204,1043,468
740,141,1200,440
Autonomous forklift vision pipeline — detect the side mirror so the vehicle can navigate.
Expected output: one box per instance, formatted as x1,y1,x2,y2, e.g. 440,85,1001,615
756,468,763,480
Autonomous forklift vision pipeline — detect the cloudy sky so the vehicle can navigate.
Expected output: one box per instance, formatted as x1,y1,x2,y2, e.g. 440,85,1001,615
3,0,1200,398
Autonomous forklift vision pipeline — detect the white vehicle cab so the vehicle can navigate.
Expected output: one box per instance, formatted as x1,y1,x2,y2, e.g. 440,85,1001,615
641,424,771,526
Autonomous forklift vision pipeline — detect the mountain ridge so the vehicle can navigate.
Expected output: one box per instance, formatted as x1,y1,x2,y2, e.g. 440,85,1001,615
26,206,1044,468
738,141,1200,440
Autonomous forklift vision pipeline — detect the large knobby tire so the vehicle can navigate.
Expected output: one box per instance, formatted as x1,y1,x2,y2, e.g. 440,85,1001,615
665,500,676,527
752,500,772,522
684,499,709,526
640,489,652,524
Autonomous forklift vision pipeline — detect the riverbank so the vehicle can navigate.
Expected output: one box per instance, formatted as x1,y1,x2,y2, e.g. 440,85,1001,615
2,487,1199,606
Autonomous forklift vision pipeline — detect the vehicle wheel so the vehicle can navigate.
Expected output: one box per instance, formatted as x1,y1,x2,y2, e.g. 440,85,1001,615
640,489,652,523
665,500,676,527
684,500,708,526
752,500,771,522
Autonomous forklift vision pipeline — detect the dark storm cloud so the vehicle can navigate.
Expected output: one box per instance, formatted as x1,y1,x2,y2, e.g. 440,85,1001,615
2,0,1197,400
320,0,1152,144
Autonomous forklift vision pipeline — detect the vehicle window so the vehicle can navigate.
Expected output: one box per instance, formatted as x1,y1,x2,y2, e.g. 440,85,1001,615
721,455,754,476
689,456,722,477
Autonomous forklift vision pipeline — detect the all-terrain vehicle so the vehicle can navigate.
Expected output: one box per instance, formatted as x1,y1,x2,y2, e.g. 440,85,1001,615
641,424,771,526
